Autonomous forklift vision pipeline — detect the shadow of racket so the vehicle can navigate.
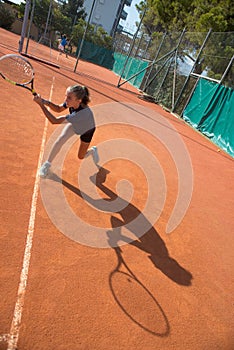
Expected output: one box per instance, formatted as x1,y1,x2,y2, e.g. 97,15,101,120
108,242,170,337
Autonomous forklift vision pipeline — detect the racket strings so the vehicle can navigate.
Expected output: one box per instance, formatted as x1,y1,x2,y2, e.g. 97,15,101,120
0,55,34,84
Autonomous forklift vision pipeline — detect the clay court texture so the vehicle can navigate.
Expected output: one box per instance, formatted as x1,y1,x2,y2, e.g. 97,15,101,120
0,28,233,350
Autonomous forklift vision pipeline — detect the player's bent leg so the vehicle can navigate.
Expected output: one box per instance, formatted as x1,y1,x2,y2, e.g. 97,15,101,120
78,141,91,159
48,124,75,163
39,124,75,178
82,143,100,164
90,146,99,164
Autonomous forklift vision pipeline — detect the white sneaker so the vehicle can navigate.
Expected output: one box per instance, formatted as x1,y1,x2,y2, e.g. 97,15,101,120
91,146,99,164
39,161,51,178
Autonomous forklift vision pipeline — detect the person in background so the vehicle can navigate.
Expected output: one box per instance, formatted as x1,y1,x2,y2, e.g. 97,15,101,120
65,38,72,57
58,34,67,55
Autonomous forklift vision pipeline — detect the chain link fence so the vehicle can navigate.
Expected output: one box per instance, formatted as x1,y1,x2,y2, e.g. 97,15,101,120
112,29,234,157
113,29,233,114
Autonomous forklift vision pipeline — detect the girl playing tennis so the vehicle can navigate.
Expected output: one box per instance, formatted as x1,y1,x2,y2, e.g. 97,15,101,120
33,84,99,178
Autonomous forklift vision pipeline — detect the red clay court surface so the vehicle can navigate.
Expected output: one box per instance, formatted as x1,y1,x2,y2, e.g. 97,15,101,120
0,28,233,350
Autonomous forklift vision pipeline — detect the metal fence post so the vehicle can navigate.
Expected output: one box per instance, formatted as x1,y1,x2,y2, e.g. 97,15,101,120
172,28,212,113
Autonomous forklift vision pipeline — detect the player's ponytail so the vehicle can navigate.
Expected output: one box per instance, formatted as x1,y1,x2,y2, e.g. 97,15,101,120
81,86,90,105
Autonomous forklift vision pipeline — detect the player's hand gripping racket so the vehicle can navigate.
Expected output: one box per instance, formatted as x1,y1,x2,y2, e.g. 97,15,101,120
0,54,37,95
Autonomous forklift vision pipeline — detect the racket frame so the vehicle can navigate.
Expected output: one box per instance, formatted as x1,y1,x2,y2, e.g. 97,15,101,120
0,54,37,95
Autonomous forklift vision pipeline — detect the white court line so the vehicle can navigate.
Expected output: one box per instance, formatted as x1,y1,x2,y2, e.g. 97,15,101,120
7,79,55,350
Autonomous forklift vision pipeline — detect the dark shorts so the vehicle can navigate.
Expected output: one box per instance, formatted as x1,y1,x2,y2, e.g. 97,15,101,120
80,127,96,143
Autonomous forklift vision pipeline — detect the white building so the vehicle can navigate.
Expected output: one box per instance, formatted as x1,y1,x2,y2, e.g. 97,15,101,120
83,0,133,36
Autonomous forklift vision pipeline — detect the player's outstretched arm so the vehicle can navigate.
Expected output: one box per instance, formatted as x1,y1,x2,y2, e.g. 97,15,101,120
34,95,66,124
41,98,66,113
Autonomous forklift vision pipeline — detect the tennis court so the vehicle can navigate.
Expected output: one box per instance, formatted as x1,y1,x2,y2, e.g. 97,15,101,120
0,28,233,350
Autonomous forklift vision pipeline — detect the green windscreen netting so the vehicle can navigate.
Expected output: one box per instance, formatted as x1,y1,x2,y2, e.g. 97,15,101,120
76,41,148,88
113,52,149,88
77,40,115,70
183,78,234,157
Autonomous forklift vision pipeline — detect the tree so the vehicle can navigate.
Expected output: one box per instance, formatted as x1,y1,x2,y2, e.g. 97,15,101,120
52,5,72,35
137,0,234,33
61,0,85,29
0,4,16,30
137,0,195,33
18,0,51,35
137,1,233,77
190,0,234,32
72,18,113,50
17,0,86,37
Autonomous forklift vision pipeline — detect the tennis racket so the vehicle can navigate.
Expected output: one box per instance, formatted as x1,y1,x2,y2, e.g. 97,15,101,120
0,54,37,95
